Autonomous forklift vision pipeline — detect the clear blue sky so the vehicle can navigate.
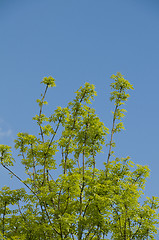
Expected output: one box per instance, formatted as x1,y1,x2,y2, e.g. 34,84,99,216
0,0,159,200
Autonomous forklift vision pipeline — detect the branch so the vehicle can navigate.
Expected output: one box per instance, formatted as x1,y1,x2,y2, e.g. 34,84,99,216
64,92,86,174
2,201,6,237
39,85,48,143
1,160,38,198
107,104,118,164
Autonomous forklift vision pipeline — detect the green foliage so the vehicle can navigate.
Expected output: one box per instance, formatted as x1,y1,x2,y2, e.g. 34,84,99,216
110,72,134,105
41,76,56,88
0,145,14,166
0,73,158,239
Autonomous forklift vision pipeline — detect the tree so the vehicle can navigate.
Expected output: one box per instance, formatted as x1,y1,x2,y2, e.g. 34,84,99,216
0,73,158,239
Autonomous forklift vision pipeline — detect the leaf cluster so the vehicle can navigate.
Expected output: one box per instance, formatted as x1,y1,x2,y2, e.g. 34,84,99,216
0,73,158,240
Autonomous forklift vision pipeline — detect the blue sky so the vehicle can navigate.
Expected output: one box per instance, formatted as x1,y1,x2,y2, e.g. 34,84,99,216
0,0,159,200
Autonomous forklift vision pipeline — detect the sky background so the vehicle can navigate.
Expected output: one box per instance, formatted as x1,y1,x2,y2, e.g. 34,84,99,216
0,0,159,203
